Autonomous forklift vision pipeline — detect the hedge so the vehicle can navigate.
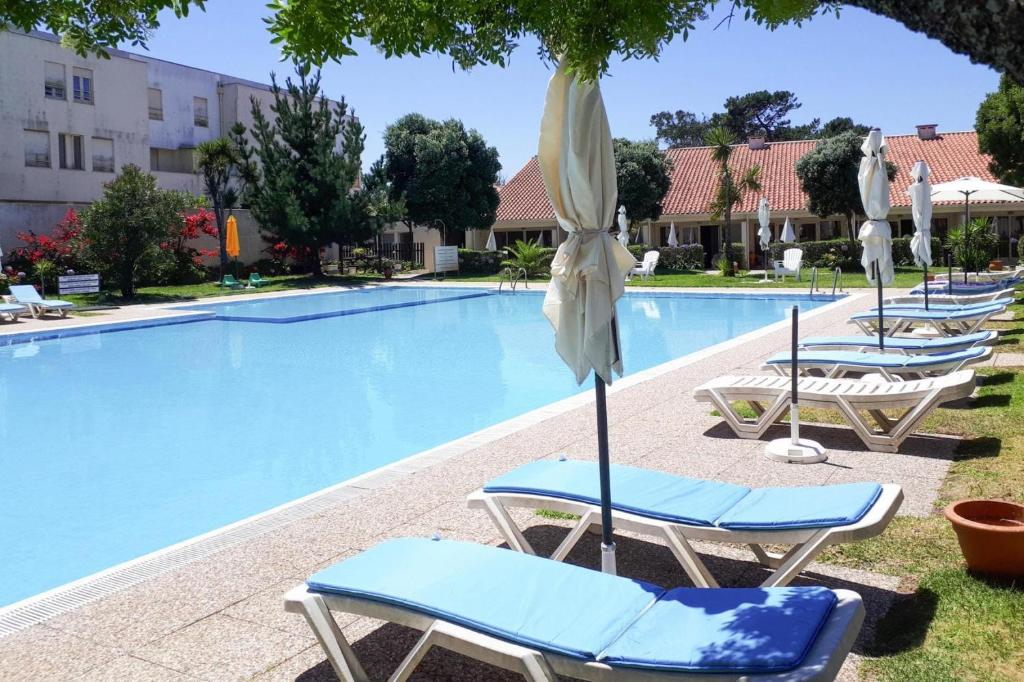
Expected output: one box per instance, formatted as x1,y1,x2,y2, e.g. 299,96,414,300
767,237,944,271
460,242,705,274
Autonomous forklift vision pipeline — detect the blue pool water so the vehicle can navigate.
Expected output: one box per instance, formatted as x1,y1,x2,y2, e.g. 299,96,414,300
0,287,833,606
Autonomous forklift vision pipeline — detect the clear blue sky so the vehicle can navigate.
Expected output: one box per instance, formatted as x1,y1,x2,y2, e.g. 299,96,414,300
142,3,998,179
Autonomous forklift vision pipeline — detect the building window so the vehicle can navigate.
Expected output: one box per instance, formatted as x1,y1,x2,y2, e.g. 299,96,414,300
44,61,65,99
193,96,209,127
148,88,163,120
819,220,840,240
149,147,195,173
72,67,93,103
799,224,816,242
24,130,50,168
92,137,114,173
58,133,84,170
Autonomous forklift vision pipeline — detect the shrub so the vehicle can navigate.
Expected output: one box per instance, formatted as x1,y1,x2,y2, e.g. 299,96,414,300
767,237,943,271
654,245,704,270
501,239,553,276
32,259,59,297
458,248,505,274
947,219,998,272
8,209,85,274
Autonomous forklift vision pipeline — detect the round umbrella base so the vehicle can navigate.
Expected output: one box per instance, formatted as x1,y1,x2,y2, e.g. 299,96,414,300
765,438,827,464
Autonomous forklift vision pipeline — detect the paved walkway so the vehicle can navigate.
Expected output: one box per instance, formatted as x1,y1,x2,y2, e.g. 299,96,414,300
0,289,962,680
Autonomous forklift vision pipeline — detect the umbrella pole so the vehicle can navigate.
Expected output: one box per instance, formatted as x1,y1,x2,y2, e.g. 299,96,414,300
923,263,929,310
594,375,616,575
964,196,970,284
875,261,884,351
947,252,953,295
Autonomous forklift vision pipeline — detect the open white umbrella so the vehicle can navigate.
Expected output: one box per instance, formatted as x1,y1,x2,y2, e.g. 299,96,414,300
757,198,771,282
908,160,933,309
930,176,1024,282
667,221,678,247
484,229,497,252
781,217,796,243
616,206,630,249
539,61,635,574
857,129,894,350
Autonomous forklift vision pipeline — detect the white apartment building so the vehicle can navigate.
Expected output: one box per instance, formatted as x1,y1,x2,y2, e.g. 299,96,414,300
0,30,354,258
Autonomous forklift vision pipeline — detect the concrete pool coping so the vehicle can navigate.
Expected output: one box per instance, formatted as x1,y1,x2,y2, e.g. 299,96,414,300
0,284,857,635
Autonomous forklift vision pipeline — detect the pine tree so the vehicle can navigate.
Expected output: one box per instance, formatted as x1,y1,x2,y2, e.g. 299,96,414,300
232,64,369,276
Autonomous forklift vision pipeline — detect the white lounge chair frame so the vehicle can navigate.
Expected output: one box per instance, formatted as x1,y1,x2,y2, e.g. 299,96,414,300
467,484,901,589
797,333,997,355
761,347,991,381
283,583,864,682
886,290,1015,306
850,309,1002,337
629,251,660,281
773,248,802,281
693,371,975,453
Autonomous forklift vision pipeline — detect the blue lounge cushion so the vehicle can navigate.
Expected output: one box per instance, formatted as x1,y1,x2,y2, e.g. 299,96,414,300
872,302,1006,313
308,537,662,660
766,347,985,369
484,460,882,530
308,538,838,673
600,585,837,673
715,483,882,530
851,304,1003,320
798,331,995,350
483,460,750,527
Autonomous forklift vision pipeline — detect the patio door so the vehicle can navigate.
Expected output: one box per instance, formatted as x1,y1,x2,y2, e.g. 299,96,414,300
699,225,719,269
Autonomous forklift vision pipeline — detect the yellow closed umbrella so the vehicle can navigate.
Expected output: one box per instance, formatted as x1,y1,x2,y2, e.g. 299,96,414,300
225,215,240,258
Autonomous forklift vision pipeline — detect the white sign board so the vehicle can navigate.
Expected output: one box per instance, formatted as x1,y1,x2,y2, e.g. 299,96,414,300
58,273,100,295
434,245,459,273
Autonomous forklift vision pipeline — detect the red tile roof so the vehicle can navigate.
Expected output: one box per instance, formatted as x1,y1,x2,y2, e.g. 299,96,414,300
495,131,998,225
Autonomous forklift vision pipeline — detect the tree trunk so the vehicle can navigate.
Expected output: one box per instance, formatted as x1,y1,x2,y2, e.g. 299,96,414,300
847,212,858,246
120,265,135,299
309,249,324,278
214,196,228,273
723,206,735,277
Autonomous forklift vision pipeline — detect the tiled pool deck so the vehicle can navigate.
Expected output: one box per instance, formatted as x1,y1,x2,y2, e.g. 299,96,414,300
0,286,963,680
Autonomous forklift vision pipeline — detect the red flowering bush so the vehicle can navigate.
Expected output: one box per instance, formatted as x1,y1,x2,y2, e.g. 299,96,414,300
150,208,220,284
8,210,85,273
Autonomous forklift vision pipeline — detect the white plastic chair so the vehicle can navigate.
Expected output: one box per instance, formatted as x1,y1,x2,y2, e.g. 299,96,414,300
773,248,803,281
628,250,659,281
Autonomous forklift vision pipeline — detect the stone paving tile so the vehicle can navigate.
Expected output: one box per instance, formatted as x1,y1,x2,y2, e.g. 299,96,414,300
220,579,355,638
0,625,121,679
133,614,311,680
74,655,198,681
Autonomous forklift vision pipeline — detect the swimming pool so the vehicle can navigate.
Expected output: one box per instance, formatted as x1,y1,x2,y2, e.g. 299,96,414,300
0,287,835,607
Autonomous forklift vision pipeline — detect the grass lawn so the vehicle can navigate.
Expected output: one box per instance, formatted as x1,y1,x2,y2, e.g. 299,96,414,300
61,273,384,307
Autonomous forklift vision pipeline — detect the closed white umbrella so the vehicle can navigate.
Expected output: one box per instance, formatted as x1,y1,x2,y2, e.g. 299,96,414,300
857,129,894,349
539,60,635,574
484,229,497,252
616,206,630,249
667,222,678,247
757,198,771,282
908,160,933,309
930,176,1024,282
781,217,796,243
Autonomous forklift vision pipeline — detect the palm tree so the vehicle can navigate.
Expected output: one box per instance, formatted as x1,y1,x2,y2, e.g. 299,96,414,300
706,126,762,277
195,138,240,273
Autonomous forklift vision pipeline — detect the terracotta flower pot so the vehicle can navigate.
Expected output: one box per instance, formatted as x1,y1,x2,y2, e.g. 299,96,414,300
945,499,1024,576
988,260,1004,271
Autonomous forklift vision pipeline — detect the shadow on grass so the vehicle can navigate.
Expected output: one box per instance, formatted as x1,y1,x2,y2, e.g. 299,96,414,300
954,436,1003,461
978,372,1016,386
970,394,1013,409
863,587,939,657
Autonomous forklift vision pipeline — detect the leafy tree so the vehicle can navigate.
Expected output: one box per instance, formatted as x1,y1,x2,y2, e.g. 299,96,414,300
194,137,240,273
382,114,501,243
501,240,551,276
362,158,407,233
706,127,761,276
947,218,998,272
614,139,673,241
722,90,807,141
79,164,198,298
12,2,1024,83
976,75,1024,187
231,64,369,276
819,116,871,138
650,110,724,148
795,130,896,244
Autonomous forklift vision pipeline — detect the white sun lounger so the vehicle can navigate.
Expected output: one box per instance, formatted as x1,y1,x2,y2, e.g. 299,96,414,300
849,304,1004,337
798,330,998,354
286,538,864,682
693,370,976,453
468,459,902,588
885,290,1015,307
762,347,991,381
8,285,74,318
0,302,28,321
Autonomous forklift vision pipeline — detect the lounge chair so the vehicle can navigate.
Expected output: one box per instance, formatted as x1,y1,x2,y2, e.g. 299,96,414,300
762,347,990,381
468,459,902,588
871,300,1008,313
628,251,659,282
911,280,1016,297
885,290,1015,306
849,304,1005,337
693,370,975,453
217,274,243,289
285,537,864,682
8,285,73,318
774,248,803,281
798,330,998,354
0,302,28,321
247,273,268,288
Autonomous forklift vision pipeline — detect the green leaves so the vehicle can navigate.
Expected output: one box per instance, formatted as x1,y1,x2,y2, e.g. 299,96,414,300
976,75,1024,187
614,138,673,231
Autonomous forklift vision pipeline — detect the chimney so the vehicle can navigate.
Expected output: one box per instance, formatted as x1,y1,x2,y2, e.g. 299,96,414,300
748,136,766,150
916,124,938,141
